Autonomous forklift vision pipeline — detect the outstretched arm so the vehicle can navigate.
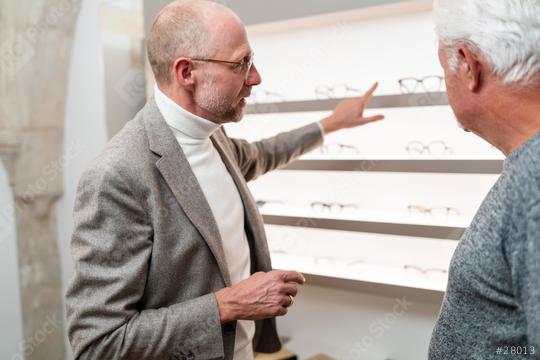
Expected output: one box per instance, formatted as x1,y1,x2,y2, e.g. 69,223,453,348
229,82,384,181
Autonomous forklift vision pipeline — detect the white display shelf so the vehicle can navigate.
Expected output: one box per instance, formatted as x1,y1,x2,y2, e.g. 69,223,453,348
259,205,469,240
233,0,490,306
271,253,448,293
260,205,470,227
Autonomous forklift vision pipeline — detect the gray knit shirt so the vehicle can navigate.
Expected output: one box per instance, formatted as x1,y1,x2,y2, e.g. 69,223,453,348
429,132,540,360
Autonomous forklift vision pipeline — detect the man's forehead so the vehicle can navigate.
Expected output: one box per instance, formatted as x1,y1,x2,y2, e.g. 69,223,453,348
206,10,251,54
214,34,252,59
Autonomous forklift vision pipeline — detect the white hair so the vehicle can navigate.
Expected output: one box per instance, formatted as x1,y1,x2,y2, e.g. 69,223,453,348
434,0,540,85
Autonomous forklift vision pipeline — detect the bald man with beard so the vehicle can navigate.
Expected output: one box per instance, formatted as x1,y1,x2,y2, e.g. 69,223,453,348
65,1,383,359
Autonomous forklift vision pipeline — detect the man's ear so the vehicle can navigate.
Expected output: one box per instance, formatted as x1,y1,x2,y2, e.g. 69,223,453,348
456,45,482,92
172,57,196,91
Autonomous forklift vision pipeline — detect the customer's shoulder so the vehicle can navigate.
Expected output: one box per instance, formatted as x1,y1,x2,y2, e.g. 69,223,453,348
504,137,540,206
512,139,540,177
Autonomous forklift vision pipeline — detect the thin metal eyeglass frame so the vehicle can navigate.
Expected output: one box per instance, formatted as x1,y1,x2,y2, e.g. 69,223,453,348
191,54,254,79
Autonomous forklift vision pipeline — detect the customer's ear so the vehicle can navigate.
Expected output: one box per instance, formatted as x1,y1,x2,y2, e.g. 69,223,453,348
457,45,482,92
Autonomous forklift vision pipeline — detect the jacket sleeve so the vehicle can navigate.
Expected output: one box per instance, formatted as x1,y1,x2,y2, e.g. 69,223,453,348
226,122,324,182
65,163,224,360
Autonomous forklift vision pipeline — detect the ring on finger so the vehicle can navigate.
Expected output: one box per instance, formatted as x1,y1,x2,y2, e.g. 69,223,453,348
288,295,295,307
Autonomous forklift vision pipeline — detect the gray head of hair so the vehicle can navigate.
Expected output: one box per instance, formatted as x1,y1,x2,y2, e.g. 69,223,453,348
434,0,540,87
147,0,238,85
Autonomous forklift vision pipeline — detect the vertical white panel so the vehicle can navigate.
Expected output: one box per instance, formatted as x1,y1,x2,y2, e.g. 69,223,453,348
57,0,108,358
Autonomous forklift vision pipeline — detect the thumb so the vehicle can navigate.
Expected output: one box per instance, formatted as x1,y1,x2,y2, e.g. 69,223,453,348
360,114,385,124
280,270,306,284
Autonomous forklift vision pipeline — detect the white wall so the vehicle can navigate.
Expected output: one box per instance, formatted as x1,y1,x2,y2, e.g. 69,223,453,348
0,164,24,359
57,0,108,358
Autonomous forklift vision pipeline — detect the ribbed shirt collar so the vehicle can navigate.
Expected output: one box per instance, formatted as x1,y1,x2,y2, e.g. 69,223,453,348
154,84,221,140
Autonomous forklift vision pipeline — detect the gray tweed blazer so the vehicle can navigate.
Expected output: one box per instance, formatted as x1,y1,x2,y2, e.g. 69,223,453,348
65,98,323,360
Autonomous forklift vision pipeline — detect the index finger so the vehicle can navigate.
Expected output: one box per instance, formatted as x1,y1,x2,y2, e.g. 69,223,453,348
361,82,379,104
279,270,306,284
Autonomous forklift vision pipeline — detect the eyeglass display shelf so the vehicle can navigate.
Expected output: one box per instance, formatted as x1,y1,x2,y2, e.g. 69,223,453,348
245,92,448,114
259,206,468,240
282,155,504,174
271,253,446,300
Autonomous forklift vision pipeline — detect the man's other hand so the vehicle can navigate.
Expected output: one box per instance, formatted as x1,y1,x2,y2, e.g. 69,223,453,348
215,270,305,323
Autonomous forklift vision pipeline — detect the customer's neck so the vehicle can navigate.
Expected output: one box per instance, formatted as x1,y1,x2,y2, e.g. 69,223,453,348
478,86,540,156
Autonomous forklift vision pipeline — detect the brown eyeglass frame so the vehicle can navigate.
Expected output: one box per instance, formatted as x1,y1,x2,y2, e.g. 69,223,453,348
191,54,254,73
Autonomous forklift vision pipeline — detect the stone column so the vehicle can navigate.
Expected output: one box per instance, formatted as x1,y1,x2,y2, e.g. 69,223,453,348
0,1,81,359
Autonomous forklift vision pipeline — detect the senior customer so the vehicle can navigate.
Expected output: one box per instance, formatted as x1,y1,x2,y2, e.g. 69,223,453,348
429,1,540,358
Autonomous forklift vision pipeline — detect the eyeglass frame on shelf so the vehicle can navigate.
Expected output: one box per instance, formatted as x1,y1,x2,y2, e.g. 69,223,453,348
256,199,285,208
310,202,359,214
318,143,361,155
397,75,445,94
315,83,363,99
269,248,288,255
405,140,454,155
403,264,448,275
407,204,461,217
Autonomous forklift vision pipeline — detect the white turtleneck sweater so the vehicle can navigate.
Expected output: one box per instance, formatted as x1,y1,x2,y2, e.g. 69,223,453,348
154,85,255,360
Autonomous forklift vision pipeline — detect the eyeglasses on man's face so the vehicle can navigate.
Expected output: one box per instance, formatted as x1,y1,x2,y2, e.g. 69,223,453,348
191,53,255,79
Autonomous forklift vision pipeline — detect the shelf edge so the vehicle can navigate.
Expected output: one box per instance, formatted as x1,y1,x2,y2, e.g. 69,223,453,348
263,214,465,240
281,159,504,174
246,92,449,114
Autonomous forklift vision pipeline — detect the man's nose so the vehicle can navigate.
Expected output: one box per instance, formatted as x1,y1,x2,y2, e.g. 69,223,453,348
245,64,262,86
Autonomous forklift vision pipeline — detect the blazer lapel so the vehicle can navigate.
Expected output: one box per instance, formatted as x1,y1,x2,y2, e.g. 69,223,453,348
211,131,273,272
142,98,232,286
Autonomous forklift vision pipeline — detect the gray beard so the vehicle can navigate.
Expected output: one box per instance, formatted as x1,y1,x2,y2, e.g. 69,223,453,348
195,77,244,123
